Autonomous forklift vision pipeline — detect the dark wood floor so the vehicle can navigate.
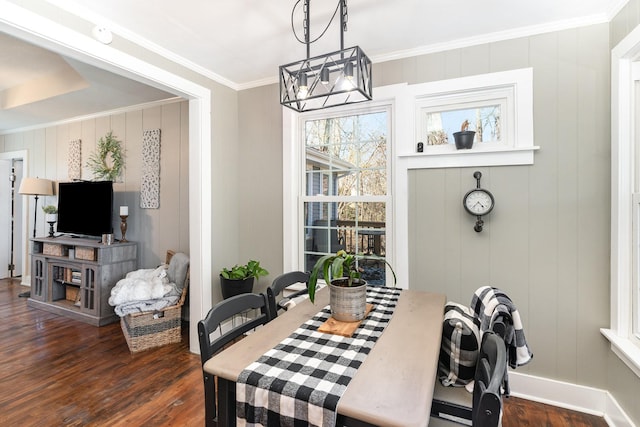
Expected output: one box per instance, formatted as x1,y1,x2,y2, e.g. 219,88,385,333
0,278,608,426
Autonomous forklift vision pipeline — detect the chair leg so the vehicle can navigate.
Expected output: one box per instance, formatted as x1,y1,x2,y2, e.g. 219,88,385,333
473,393,501,427
218,377,236,427
203,372,217,427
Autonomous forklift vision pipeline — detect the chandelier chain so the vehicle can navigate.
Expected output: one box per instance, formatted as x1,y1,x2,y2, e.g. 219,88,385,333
342,0,348,32
291,0,343,47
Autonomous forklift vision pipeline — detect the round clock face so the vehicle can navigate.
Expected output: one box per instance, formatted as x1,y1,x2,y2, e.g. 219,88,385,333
463,189,494,216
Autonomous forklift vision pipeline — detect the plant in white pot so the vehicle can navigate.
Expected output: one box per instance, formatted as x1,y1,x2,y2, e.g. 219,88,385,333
219,260,269,299
308,250,396,322
42,205,58,238
42,205,57,222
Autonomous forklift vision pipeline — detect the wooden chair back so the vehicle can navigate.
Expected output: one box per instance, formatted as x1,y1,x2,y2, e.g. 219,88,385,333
197,293,272,427
266,271,310,316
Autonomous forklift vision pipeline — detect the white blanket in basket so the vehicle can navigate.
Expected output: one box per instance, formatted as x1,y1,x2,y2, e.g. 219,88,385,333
109,266,180,316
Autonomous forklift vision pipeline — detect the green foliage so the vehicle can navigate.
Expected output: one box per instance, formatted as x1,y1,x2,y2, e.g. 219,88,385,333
220,260,269,281
87,131,124,181
308,250,396,303
42,205,57,214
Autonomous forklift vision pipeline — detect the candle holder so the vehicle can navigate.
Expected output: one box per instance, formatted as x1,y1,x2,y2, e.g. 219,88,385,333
47,221,56,238
120,215,129,242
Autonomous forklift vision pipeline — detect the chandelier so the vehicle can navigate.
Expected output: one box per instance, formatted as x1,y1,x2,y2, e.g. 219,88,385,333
279,0,373,112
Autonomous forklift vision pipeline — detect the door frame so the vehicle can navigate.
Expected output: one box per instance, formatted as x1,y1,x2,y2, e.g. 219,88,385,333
0,3,211,353
0,151,27,283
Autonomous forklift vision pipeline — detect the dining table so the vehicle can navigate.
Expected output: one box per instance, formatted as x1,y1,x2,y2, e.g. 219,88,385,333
203,285,446,427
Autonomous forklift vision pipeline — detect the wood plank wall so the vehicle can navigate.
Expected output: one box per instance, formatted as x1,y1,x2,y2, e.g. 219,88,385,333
401,26,611,389
0,100,190,271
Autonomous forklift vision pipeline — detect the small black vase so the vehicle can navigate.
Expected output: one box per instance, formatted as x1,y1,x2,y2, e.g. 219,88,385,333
453,131,476,149
220,275,255,299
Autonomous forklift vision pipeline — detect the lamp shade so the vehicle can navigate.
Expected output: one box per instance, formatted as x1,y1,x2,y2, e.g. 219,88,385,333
18,177,54,196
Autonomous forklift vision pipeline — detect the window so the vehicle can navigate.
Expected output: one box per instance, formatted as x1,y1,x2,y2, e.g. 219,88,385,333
418,89,510,151
284,103,393,286
400,68,537,169
423,103,504,147
604,26,640,378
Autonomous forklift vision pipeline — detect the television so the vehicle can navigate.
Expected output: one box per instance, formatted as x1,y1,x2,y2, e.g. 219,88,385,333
56,181,114,238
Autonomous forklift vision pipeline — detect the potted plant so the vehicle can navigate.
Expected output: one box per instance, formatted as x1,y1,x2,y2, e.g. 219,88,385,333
453,119,476,149
219,260,269,299
308,250,396,322
42,205,58,223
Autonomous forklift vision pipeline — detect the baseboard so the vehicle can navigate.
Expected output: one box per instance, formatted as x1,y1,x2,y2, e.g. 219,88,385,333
508,371,635,426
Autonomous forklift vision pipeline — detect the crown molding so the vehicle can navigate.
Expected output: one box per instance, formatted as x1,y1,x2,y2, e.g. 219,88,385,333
0,97,182,136
373,14,611,66
39,1,626,92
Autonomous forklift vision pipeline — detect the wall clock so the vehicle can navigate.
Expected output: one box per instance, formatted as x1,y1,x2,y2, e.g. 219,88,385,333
463,171,494,232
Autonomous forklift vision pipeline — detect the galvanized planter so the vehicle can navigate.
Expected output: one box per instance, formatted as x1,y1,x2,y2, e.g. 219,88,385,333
329,278,367,322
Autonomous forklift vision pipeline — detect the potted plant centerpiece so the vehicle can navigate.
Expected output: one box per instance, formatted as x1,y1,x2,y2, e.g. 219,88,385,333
308,250,396,322
453,119,476,149
219,260,269,299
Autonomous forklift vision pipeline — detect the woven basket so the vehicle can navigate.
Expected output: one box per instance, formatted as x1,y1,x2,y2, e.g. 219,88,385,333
75,246,96,261
120,251,189,353
43,243,64,256
121,299,184,353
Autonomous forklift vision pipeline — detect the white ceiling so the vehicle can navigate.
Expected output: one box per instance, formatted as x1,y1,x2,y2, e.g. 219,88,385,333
0,0,628,132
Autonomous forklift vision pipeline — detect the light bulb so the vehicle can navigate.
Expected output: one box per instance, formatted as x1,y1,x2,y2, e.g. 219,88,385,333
298,73,308,99
341,62,354,91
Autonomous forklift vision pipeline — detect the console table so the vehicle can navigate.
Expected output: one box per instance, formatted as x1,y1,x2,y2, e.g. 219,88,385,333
27,237,137,326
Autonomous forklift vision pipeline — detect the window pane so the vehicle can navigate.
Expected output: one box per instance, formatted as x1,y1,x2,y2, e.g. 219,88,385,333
303,201,388,286
303,109,390,286
305,112,388,196
425,105,502,146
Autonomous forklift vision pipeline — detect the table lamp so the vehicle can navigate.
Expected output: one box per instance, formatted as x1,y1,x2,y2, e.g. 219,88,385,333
19,177,54,238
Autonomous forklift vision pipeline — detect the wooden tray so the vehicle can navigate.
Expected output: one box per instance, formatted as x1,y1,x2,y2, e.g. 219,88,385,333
318,304,374,337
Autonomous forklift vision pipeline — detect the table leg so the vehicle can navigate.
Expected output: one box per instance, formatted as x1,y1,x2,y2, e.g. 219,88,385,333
218,378,236,427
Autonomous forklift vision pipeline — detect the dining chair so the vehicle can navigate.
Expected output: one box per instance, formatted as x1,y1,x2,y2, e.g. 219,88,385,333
197,292,272,427
431,320,509,426
266,271,310,316
472,331,507,427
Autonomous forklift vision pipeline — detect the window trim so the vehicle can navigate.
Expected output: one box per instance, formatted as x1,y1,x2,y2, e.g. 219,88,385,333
399,68,538,169
603,23,640,379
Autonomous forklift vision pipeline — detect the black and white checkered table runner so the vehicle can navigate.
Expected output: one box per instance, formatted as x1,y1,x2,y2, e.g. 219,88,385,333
236,286,402,427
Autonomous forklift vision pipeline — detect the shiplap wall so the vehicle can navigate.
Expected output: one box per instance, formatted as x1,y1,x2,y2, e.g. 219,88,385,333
402,24,611,390
608,1,640,424
0,100,190,271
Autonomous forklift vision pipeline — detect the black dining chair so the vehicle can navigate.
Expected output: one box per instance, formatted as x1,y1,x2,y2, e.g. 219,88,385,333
431,328,508,427
197,292,272,427
431,315,513,427
266,271,310,316
472,331,507,427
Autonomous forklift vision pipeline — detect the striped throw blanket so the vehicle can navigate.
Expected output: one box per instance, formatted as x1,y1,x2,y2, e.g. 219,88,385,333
470,286,533,368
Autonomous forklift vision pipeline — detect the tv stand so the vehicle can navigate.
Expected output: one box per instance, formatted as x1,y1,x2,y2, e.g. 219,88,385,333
28,237,137,326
